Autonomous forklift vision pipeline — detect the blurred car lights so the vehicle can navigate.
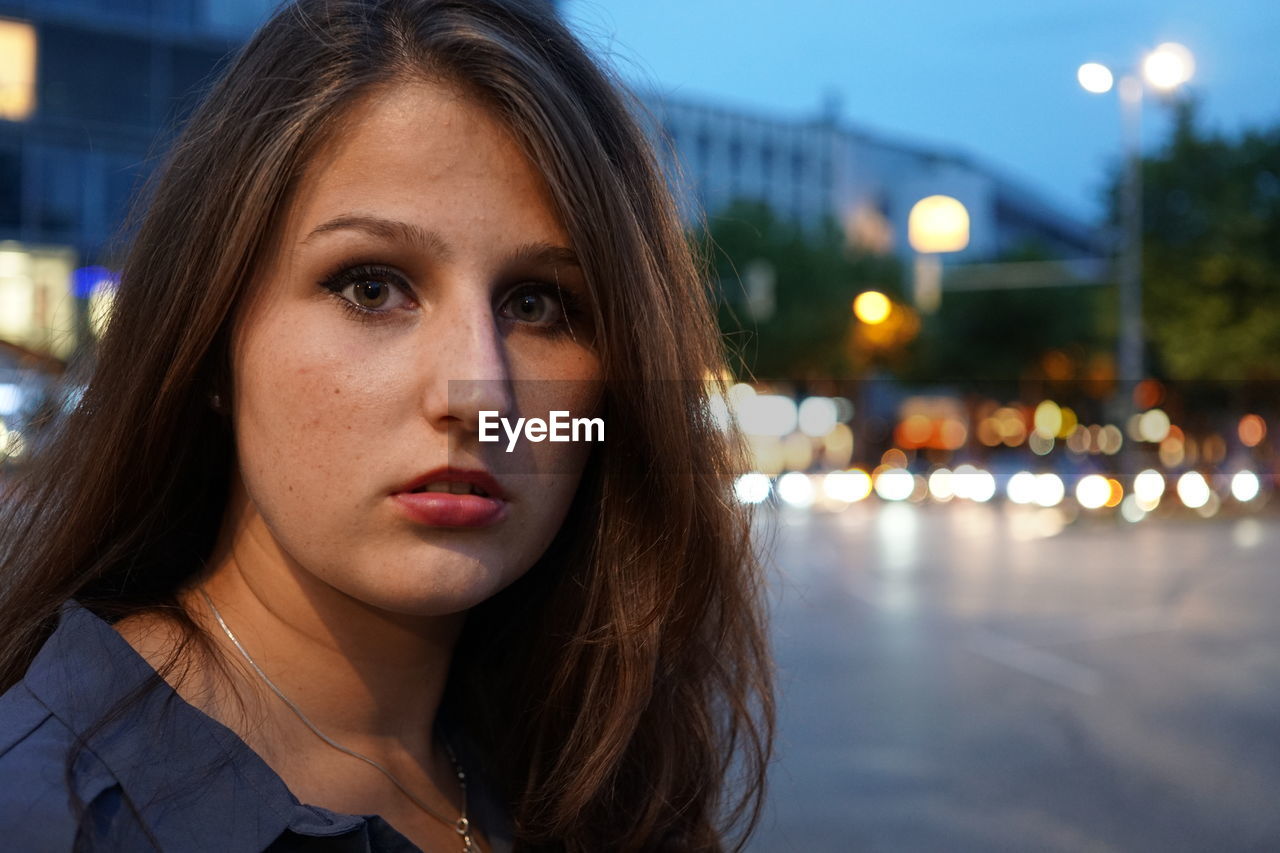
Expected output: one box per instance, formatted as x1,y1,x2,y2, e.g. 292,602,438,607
798,396,838,437
1133,469,1165,506
1006,470,1037,505
1119,494,1147,523
733,472,771,504
873,468,914,502
823,468,873,503
1075,474,1111,509
737,394,797,437
1033,473,1065,508
1230,470,1260,503
1176,471,1212,509
777,471,815,508
928,468,955,502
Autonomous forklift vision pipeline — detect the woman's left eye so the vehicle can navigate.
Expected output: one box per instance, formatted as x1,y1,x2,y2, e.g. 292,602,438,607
498,286,565,327
320,264,414,317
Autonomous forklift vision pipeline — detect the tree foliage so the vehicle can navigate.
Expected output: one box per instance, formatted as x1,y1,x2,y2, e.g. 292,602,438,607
905,240,1113,383
1138,99,1280,380
703,200,904,380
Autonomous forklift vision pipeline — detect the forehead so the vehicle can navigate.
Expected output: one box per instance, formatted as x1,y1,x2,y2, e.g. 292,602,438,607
279,78,569,251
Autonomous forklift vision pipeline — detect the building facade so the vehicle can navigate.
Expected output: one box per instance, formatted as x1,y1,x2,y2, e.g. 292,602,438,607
640,91,1101,263
0,0,271,364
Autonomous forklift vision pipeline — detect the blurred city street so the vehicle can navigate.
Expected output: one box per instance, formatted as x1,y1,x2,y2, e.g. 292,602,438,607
752,503,1280,852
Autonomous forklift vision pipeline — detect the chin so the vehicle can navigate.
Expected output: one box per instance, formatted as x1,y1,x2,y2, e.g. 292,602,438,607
341,548,523,617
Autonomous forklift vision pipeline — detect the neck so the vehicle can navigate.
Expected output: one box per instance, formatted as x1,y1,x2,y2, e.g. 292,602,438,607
181,482,465,761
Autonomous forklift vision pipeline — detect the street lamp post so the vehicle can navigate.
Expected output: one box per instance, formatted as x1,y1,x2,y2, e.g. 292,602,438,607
1117,74,1144,393
1078,43,1194,400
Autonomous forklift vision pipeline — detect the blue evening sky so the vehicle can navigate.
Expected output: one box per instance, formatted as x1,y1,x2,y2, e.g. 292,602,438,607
562,0,1280,224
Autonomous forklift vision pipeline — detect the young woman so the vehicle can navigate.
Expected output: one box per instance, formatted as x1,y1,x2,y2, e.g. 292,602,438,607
0,1,774,851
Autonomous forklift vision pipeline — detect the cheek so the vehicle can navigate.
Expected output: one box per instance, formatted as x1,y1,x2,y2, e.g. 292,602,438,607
232,314,401,520
503,345,600,543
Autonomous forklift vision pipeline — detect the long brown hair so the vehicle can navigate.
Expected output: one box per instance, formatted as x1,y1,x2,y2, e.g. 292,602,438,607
0,1,774,849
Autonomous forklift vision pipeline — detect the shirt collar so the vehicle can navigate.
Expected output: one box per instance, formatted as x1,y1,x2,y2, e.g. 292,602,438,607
23,599,370,852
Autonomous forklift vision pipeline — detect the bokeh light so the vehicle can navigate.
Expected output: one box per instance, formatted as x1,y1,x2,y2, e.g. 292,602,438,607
1075,474,1111,509
1120,494,1147,523
777,471,816,508
734,472,771,504
953,465,996,502
1238,414,1266,447
823,468,873,503
874,467,915,502
852,290,892,325
881,448,909,468
1176,471,1212,509
1033,400,1062,439
908,195,970,253
1098,424,1124,455
1133,469,1165,511
928,468,955,501
1231,470,1260,503
798,396,838,437
1077,62,1114,94
1007,470,1037,505
1143,42,1195,90
738,394,797,436
1033,473,1065,508
1137,408,1171,443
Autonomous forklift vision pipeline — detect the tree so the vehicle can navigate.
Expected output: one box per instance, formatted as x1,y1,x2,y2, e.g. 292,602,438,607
1136,99,1280,380
904,241,1113,385
703,200,905,380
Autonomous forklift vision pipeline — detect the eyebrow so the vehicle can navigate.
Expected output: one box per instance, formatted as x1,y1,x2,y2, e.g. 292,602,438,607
302,214,580,270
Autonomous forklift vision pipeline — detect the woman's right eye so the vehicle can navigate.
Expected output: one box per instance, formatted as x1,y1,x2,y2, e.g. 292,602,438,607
319,264,415,319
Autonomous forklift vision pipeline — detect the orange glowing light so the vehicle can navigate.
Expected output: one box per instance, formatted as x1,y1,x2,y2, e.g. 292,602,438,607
852,291,892,325
977,417,1001,447
896,414,933,448
881,448,909,468
1202,434,1227,464
939,419,968,450
1105,478,1124,508
1133,379,1163,410
1239,414,1266,448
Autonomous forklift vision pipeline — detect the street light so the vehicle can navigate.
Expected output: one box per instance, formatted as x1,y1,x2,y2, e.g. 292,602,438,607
1142,43,1195,91
1077,42,1194,412
908,194,969,313
852,290,891,326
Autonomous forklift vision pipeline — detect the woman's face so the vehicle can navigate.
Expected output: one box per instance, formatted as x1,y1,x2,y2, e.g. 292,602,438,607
225,79,601,616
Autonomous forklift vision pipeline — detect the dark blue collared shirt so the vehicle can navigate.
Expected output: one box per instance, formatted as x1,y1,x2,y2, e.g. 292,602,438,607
0,600,514,852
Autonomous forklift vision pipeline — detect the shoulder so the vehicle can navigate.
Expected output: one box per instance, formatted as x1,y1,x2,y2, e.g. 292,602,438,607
0,680,122,849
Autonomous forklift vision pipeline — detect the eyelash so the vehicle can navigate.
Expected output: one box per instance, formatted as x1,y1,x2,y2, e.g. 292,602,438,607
316,261,587,337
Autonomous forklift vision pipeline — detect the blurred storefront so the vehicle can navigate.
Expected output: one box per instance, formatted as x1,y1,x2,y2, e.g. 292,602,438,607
0,1,273,364
0,2,276,467
0,241,78,360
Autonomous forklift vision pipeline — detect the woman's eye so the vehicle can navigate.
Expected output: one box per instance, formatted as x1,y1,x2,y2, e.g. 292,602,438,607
348,279,397,310
320,265,414,316
500,287,564,327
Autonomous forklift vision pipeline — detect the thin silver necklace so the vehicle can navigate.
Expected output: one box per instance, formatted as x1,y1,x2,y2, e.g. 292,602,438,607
197,587,480,853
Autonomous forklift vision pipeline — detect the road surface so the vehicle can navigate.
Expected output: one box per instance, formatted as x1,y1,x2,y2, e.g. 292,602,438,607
749,501,1280,852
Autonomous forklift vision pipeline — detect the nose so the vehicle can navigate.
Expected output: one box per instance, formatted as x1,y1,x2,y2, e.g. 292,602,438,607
420,288,515,435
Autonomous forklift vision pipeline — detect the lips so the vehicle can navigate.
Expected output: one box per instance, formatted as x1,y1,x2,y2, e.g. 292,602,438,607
391,467,509,528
